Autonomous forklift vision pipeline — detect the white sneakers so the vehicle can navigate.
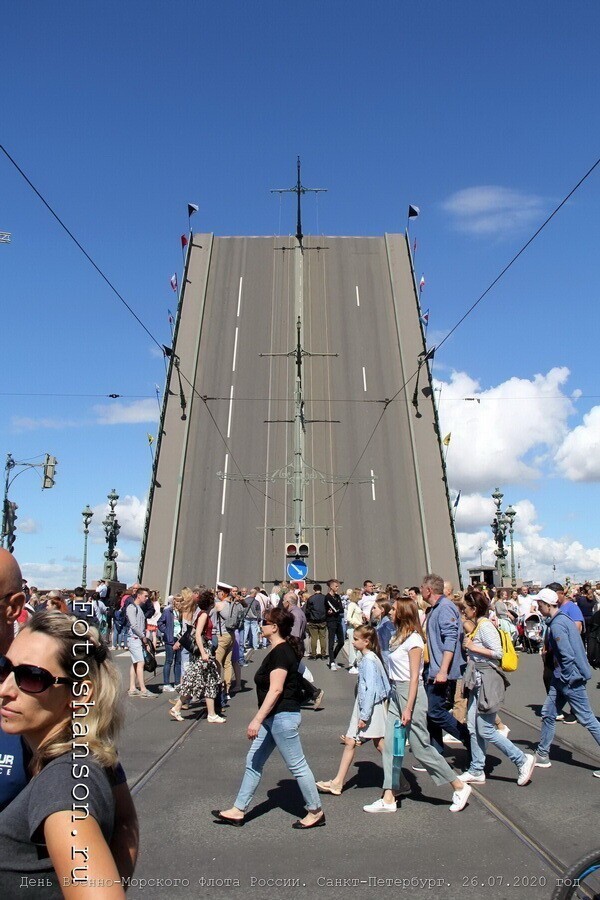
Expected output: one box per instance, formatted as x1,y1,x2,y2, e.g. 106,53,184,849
517,753,535,786
496,724,511,739
458,770,486,784
207,714,226,724
449,783,472,812
442,733,462,745
347,666,359,675
329,663,340,671
363,798,396,814
162,685,176,692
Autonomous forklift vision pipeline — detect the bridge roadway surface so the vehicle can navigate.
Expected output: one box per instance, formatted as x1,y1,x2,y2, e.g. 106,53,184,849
115,648,600,900
143,234,459,594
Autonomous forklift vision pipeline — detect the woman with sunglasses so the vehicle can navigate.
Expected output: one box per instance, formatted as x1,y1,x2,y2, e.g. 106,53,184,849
213,606,324,829
0,610,125,898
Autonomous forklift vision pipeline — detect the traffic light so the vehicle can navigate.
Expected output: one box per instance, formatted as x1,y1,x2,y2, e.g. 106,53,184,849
285,542,309,558
42,454,57,489
5,500,18,553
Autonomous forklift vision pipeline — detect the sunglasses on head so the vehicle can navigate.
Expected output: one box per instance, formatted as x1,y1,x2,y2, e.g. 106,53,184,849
0,655,74,695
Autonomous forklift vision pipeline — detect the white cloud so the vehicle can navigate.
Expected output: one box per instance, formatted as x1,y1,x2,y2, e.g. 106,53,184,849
91,494,147,543
18,518,40,534
456,495,600,586
11,416,80,433
93,399,158,426
554,405,600,481
442,186,545,237
437,367,575,492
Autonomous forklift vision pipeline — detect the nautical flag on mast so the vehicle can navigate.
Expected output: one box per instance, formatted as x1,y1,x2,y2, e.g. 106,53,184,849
170,273,178,292
453,490,461,509
408,205,420,219
443,433,451,446
181,234,188,249
188,203,199,217
419,274,425,292
147,434,154,446
168,309,175,325
420,308,429,329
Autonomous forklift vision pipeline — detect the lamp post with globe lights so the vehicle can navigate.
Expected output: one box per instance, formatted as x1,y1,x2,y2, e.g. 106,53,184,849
81,505,93,591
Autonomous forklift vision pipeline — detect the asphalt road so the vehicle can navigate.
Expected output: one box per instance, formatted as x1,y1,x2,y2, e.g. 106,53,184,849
142,234,460,596
115,648,600,900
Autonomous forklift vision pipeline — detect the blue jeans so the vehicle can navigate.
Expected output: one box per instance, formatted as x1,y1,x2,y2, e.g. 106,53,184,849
467,683,525,774
244,619,260,650
180,647,190,676
538,677,600,755
114,621,129,648
425,677,470,754
234,712,320,812
163,644,181,686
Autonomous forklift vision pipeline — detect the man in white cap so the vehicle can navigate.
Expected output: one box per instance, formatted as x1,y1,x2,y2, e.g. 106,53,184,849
534,587,600,777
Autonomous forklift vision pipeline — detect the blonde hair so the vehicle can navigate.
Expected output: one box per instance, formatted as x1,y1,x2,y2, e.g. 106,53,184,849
179,587,197,619
390,598,425,648
353,624,384,664
24,611,123,776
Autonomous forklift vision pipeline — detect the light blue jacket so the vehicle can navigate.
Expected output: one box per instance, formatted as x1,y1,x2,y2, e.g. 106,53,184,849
357,650,390,722
425,595,465,680
548,611,591,685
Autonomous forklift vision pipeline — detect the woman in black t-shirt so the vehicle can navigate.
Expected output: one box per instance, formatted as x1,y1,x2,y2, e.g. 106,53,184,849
213,607,324,829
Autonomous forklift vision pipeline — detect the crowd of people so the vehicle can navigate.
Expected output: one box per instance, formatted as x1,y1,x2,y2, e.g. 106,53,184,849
1,551,599,892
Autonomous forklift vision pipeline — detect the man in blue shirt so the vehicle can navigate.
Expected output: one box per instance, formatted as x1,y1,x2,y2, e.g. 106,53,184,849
547,582,584,724
422,573,470,756
0,548,140,873
535,587,600,777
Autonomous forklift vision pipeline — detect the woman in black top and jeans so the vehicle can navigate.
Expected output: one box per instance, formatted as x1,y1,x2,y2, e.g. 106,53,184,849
213,607,324,829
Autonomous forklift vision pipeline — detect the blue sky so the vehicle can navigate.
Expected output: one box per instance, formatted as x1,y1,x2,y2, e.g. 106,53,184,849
2,1,600,588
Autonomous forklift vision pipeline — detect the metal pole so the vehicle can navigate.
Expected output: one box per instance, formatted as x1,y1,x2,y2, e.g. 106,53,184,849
292,245,305,543
1,454,12,548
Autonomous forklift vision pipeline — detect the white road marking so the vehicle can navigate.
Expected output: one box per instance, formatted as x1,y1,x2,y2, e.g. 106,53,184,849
232,327,239,372
227,385,234,438
221,454,229,515
215,532,223,588
362,366,367,392
371,469,376,502
237,276,243,317
356,285,360,307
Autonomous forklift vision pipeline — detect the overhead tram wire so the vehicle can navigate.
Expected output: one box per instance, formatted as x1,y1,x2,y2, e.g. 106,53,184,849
5,143,597,520
0,143,283,519
333,151,600,517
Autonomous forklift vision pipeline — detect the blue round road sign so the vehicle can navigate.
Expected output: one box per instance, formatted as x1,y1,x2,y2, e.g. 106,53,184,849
287,559,308,580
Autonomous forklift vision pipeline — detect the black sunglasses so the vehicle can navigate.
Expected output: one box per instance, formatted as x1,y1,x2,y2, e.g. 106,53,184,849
0,655,74,695
260,618,273,626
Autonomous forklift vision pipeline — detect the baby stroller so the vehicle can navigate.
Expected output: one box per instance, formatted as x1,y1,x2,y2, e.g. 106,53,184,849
521,612,544,653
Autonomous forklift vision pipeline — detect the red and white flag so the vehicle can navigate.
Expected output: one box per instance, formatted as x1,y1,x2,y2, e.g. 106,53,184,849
170,273,178,292
181,234,188,249
419,274,425,292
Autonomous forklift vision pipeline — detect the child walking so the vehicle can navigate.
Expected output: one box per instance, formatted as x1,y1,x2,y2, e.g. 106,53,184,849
316,625,390,795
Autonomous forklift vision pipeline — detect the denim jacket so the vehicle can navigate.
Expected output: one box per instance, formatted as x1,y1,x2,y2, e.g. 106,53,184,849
358,650,390,722
426,595,466,680
549,611,591,685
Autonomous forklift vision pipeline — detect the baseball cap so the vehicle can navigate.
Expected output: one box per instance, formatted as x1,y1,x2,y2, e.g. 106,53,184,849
537,588,559,606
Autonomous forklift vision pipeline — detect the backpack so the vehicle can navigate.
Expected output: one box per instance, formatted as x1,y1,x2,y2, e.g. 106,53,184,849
587,616,600,669
114,607,127,627
221,601,245,631
498,627,519,672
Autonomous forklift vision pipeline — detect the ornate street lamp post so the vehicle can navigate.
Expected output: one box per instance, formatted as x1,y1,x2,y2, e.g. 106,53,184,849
491,487,516,587
81,505,93,590
505,505,517,588
102,489,120,582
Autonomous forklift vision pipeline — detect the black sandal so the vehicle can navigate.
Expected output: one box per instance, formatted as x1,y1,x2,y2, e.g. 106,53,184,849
211,809,244,827
291,812,326,829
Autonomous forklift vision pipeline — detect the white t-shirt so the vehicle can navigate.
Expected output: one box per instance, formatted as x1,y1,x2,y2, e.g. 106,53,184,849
517,595,533,617
359,594,377,620
269,591,281,608
387,632,424,682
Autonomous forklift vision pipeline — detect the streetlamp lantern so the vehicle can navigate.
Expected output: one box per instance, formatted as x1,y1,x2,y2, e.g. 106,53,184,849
102,490,120,582
81,505,93,591
490,488,517,587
